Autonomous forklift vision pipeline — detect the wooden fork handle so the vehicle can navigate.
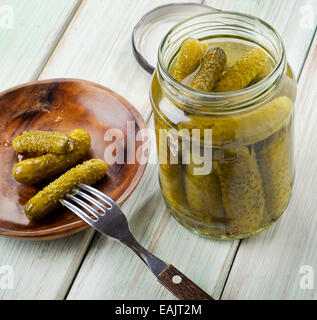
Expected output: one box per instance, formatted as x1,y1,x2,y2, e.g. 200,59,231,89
157,264,214,300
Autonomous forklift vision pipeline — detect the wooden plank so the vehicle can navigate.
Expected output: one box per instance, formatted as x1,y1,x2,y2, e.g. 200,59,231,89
0,0,203,300
222,32,317,300
66,0,315,300
282,0,317,76
0,0,87,300
0,0,82,91
0,230,94,299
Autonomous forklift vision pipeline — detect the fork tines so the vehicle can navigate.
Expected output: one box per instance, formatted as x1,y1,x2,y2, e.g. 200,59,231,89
61,184,114,223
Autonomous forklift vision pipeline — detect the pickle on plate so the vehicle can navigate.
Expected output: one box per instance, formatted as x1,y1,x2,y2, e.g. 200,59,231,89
215,48,269,92
25,159,108,220
214,147,265,236
13,130,74,154
154,113,187,214
255,125,293,220
178,96,294,147
171,38,208,82
184,149,224,222
189,47,227,92
12,129,91,184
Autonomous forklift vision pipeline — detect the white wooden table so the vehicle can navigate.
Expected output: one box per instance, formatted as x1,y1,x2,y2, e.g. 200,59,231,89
0,0,316,300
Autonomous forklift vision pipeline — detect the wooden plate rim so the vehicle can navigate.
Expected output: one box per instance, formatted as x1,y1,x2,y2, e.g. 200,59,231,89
0,78,148,240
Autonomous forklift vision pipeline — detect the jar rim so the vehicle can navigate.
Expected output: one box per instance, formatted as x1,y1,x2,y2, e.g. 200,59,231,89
157,11,287,111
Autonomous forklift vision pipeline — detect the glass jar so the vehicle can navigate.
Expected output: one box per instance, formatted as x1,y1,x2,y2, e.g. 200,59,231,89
150,12,296,239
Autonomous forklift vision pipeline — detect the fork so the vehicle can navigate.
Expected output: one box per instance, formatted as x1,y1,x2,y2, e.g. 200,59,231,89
61,184,213,300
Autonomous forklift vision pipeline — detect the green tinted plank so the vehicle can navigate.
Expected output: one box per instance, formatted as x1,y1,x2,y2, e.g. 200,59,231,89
0,0,81,90
0,0,87,300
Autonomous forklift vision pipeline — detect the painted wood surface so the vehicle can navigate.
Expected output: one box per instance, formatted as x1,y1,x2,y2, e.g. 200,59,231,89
39,0,203,119
0,0,316,300
0,0,81,91
0,0,206,300
0,0,91,300
41,0,233,300
66,0,316,300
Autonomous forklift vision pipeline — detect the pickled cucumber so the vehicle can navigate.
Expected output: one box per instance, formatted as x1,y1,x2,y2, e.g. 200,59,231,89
184,149,224,222
25,159,108,220
178,96,294,147
12,129,91,184
189,47,226,92
279,65,297,102
215,48,269,92
255,125,293,220
249,57,273,86
171,38,208,82
154,111,187,214
214,147,265,236
13,131,74,154
159,164,186,214
225,212,264,237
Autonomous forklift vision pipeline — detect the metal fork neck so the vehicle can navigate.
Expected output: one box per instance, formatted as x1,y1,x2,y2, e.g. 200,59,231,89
121,232,167,277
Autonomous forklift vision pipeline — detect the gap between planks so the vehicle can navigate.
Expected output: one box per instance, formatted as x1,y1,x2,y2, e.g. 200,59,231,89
34,0,85,80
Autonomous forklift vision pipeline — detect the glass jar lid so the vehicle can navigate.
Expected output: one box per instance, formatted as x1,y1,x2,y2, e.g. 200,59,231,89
132,2,218,74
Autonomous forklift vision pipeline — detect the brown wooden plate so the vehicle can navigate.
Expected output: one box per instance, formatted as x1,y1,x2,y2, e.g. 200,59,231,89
0,79,148,240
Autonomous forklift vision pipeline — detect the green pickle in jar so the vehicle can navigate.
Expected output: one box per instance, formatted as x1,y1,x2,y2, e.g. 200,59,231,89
154,109,187,216
151,12,296,239
215,47,270,92
178,96,294,147
184,149,225,222
171,38,208,82
214,147,265,236
255,122,294,222
189,47,226,92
